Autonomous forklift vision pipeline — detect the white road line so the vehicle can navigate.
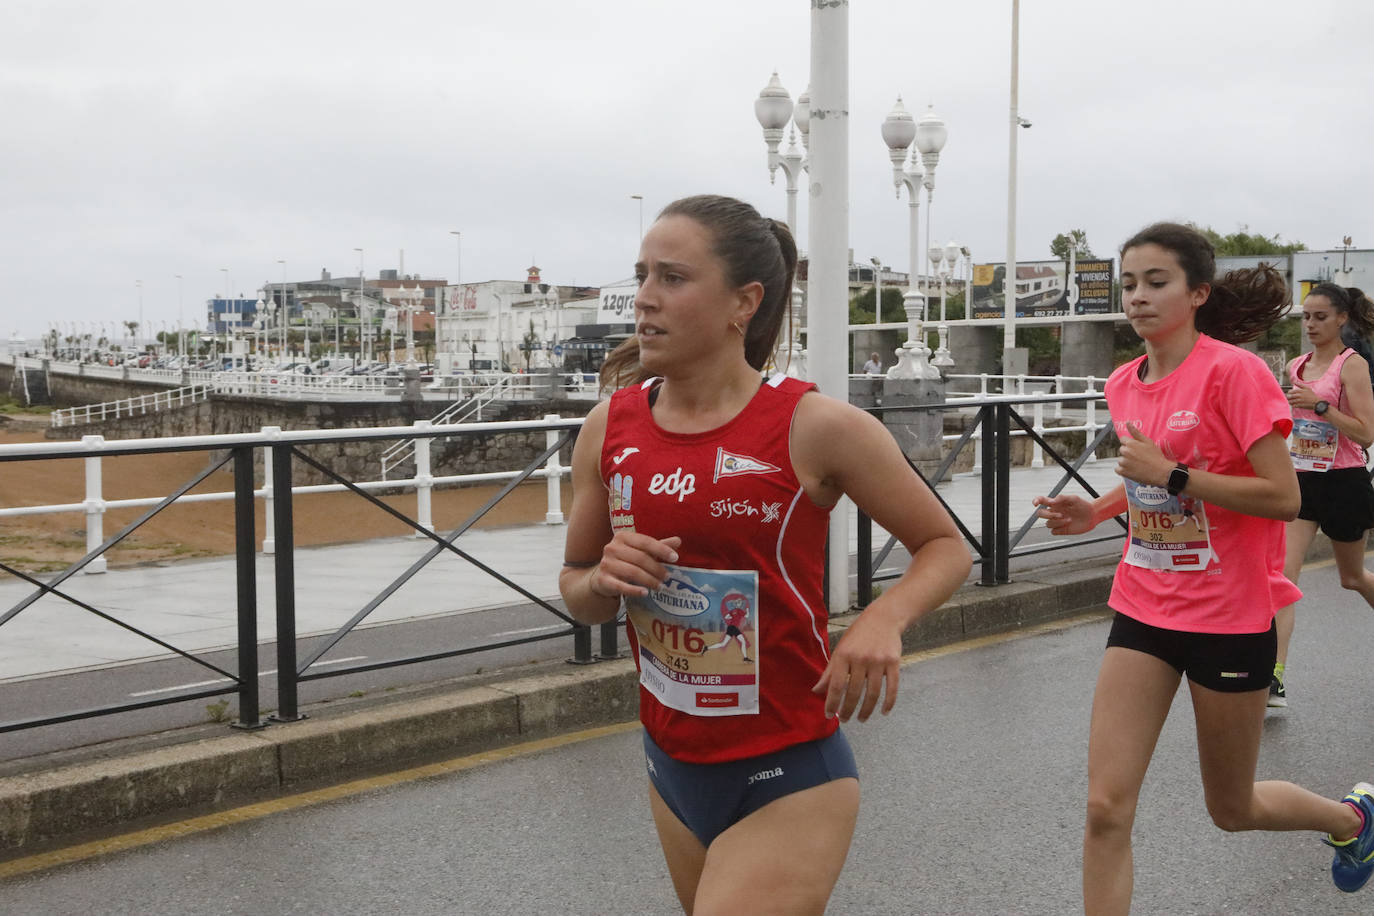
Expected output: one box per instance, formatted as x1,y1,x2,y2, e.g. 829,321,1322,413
489,624,567,639
128,656,368,697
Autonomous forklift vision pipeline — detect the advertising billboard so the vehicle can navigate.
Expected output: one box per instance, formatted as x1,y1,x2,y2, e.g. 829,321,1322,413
596,285,638,324
969,259,1116,319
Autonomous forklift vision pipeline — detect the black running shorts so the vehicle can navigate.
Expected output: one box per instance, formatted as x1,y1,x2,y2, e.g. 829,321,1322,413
1106,612,1275,692
1297,466,1374,542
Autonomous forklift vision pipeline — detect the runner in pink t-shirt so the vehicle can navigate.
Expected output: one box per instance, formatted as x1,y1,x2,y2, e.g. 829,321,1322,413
1270,283,1374,708
1034,222,1374,909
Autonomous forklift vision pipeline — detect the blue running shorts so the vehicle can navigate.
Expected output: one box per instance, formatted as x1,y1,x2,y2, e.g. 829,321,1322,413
643,729,859,848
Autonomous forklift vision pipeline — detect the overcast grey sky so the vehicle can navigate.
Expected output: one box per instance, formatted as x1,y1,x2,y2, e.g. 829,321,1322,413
4,0,1371,340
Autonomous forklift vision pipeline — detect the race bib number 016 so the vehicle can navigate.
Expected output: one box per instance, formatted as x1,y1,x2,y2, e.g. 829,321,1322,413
626,563,760,717
1123,479,1214,571
1289,417,1339,472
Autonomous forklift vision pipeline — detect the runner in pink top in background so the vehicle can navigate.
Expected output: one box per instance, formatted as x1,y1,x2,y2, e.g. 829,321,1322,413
1034,222,1374,912
1270,283,1374,708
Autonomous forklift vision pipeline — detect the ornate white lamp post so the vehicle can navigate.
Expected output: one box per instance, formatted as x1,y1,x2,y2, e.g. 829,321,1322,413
930,241,960,367
914,106,948,280
880,96,937,379
755,72,808,379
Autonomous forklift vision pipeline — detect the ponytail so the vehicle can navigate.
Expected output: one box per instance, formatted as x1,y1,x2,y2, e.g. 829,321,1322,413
597,196,797,393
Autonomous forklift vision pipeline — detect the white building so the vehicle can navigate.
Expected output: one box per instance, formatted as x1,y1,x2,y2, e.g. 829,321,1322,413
433,267,601,376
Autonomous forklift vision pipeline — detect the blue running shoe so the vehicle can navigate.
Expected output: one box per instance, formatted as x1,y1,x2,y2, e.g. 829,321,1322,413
1325,782,1374,893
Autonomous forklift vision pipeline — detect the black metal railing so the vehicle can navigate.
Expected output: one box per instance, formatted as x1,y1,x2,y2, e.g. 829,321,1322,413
855,392,1126,605
1,394,1125,736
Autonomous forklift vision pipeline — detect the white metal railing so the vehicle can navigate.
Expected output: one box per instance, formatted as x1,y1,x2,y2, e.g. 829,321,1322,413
940,377,1107,472
0,417,580,574
380,376,515,479
50,385,214,428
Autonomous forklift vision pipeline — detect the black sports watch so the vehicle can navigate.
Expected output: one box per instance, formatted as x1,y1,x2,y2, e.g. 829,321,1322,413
1166,462,1190,496
1314,400,1331,416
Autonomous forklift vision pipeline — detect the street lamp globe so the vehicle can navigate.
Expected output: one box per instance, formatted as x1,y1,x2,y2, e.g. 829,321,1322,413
755,71,794,183
914,104,948,171
881,96,917,193
793,85,811,151
944,241,962,268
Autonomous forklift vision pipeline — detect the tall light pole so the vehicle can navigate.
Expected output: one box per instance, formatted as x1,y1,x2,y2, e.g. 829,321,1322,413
277,259,288,357
219,268,231,365
135,279,143,354
174,274,184,357
630,195,644,242
1005,0,1024,351
810,0,849,611
449,230,462,285
354,247,365,363
880,96,936,380
870,257,883,324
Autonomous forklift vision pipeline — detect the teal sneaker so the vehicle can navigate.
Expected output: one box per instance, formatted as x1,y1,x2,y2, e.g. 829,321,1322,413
1324,783,1374,892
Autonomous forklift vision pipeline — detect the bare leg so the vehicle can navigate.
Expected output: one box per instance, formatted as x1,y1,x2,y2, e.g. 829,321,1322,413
1189,680,1361,837
1275,520,1319,667
648,780,707,914
692,779,859,916
1331,535,1374,608
1082,648,1181,916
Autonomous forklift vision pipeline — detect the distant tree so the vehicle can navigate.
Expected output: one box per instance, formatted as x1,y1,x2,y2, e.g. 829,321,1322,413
848,286,904,325
1049,230,1094,261
521,319,539,371
1191,224,1306,256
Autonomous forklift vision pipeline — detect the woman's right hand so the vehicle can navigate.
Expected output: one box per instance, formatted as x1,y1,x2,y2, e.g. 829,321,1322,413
1032,494,1097,536
590,532,683,598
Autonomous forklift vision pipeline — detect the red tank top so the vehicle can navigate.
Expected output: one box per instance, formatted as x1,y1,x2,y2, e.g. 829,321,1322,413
601,374,834,763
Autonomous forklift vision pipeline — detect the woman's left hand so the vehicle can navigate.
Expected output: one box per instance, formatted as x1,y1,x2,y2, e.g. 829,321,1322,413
812,609,904,723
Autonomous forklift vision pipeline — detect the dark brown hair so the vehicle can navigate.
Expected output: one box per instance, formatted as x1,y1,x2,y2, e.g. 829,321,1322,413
1120,222,1289,344
598,194,798,391
1307,282,1374,339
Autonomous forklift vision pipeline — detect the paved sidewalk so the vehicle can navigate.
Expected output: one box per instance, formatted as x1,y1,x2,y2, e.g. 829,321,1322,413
0,459,1124,682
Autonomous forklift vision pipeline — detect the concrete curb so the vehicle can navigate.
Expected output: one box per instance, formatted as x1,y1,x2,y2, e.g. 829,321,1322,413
4,536,1340,857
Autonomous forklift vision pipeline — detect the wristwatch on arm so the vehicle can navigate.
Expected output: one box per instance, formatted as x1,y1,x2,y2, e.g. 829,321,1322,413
1314,399,1330,416
1166,462,1190,496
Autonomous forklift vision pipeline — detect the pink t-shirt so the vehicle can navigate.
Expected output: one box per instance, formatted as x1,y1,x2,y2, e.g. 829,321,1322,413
1105,334,1302,634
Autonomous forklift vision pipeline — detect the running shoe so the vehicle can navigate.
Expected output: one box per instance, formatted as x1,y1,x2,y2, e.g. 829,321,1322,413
1267,673,1287,708
1324,782,1374,892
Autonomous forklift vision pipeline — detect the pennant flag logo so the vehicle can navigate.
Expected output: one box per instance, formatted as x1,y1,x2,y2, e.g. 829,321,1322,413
713,447,780,483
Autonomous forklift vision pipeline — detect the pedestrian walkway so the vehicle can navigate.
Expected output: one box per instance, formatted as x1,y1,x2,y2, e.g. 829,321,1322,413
0,459,1124,682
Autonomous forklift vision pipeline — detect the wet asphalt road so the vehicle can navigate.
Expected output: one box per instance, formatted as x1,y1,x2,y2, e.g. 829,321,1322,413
5,562,1374,915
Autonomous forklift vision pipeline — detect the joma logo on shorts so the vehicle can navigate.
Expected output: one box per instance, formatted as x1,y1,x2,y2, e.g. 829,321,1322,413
747,767,784,786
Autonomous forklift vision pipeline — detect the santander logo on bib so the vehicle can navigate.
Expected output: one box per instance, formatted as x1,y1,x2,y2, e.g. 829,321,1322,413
1167,410,1200,431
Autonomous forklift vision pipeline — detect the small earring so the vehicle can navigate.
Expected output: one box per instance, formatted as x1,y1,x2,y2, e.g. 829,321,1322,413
731,321,745,337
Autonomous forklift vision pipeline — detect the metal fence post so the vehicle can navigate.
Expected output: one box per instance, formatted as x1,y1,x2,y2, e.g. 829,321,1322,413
261,426,280,554
570,625,594,664
413,419,434,535
1031,399,1045,469
270,443,304,722
232,446,264,729
856,508,872,608
979,406,996,586
82,434,107,574
544,414,565,525
995,402,1012,584
597,620,620,659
